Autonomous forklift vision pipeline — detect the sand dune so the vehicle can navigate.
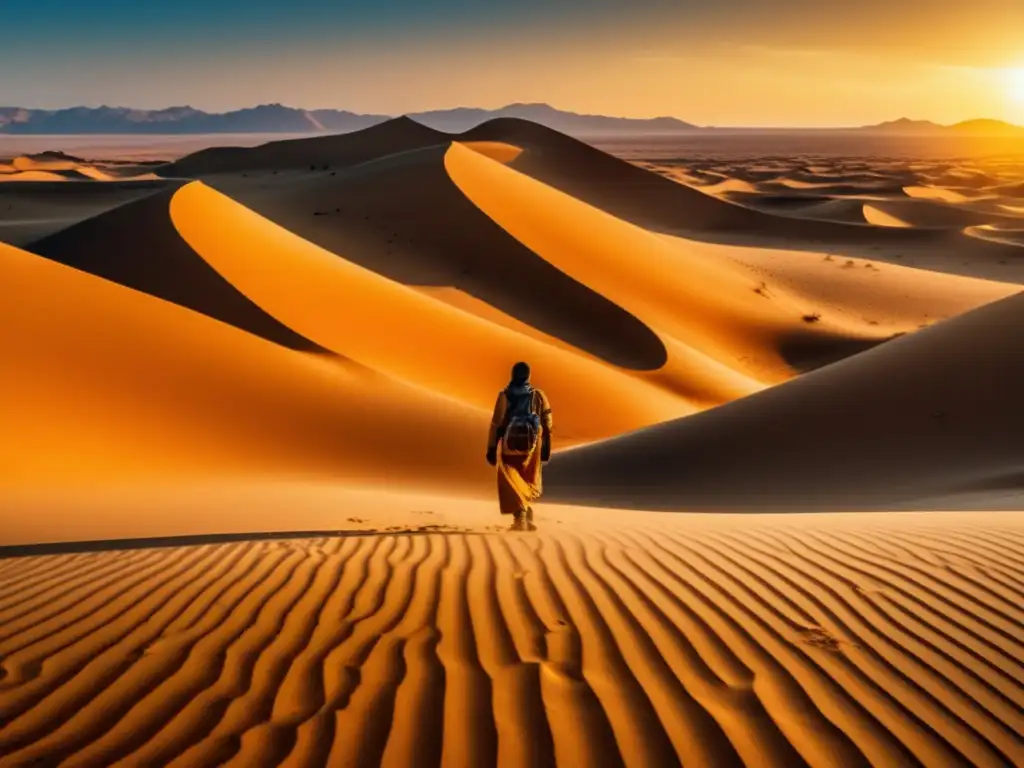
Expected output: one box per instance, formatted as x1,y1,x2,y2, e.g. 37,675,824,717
0,178,173,246
0,170,71,182
546,288,1024,511
0,512,1022,767
158,117,445,177
459,119,910,247
30,187,319,352
904,185,973,204
860,200,1021,230
703,240,1015,336
7,122,1018,490
639,152,1024,282
168,181,693,438
862,205,913,228
0,241,503,494
150,117,1024,282
0,153,164,184
965,224,1024,247
4,121,1024,767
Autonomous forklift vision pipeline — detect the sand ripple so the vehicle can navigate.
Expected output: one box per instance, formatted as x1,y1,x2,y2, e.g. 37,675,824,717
1,515,1022,767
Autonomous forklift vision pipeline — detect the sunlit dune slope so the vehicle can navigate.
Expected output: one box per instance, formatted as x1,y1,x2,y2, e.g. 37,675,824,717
966,224,1024,247
0,170,69,182
0,242,493,493
863,205,913,228
169,182,693,440
29,187,321,351
700,238,1017,335
861,199,1023,230
546,288,1024,511
158,117,445,177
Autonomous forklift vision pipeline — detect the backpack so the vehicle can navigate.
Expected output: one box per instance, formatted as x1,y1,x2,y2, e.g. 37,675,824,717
502,385,541,456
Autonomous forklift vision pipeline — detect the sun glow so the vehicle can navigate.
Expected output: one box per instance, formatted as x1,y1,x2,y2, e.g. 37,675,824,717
1005,67,1024,102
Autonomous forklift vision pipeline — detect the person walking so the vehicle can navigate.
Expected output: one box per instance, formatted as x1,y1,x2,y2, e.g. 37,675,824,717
486,362,553,530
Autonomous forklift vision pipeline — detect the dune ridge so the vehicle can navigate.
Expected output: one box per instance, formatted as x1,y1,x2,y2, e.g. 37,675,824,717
158,117,446,177
29,188,323,352
0,513,1022,767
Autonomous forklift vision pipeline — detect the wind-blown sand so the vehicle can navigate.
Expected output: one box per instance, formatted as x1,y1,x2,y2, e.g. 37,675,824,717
3,119,1023,766
1,511,1022,766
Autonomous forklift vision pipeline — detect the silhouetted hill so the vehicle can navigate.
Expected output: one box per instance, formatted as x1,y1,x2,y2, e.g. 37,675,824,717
859,117,1024,136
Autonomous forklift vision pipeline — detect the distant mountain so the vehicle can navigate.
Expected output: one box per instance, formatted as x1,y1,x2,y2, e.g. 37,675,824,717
862,118,944,133
409,103,698,134
0,104,387,134
0,102,698,137
859,117,1024,136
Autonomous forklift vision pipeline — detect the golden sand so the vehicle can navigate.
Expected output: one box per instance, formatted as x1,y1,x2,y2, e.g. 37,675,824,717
2,119,1023,766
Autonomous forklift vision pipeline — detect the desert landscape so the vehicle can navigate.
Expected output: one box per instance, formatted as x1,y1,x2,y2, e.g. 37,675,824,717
2,115,1024,767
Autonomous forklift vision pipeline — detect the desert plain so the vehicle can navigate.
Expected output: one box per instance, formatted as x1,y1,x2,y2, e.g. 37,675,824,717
2,122,1024,767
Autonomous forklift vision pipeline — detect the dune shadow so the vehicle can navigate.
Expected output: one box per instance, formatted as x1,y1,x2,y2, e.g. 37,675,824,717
778,331,898,373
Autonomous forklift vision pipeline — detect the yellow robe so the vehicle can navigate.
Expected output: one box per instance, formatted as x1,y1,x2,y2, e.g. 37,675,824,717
488,388,553,516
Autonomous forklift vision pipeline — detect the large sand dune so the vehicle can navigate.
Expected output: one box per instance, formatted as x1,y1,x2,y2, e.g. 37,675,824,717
158,117,446,177
546,287,1024,511
3,121,1024,766
0,241,493,493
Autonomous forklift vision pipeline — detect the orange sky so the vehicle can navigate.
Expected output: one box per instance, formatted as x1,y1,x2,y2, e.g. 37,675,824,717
5,0,1024,126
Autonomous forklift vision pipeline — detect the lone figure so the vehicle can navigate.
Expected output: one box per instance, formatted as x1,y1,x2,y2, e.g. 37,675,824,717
486,362,553,530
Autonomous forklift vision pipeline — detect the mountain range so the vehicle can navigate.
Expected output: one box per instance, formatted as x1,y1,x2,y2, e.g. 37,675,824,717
1,102,1022,136
0,103,697,136
861,117,1024,136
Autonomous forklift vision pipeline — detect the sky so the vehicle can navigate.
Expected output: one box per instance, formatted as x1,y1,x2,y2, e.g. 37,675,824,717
3,0,1024,126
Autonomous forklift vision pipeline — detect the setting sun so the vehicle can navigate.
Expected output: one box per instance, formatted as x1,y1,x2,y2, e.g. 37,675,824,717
1005,67,1024,101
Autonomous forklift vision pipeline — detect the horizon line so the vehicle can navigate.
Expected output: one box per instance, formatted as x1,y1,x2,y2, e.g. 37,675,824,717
3,101,1022,131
